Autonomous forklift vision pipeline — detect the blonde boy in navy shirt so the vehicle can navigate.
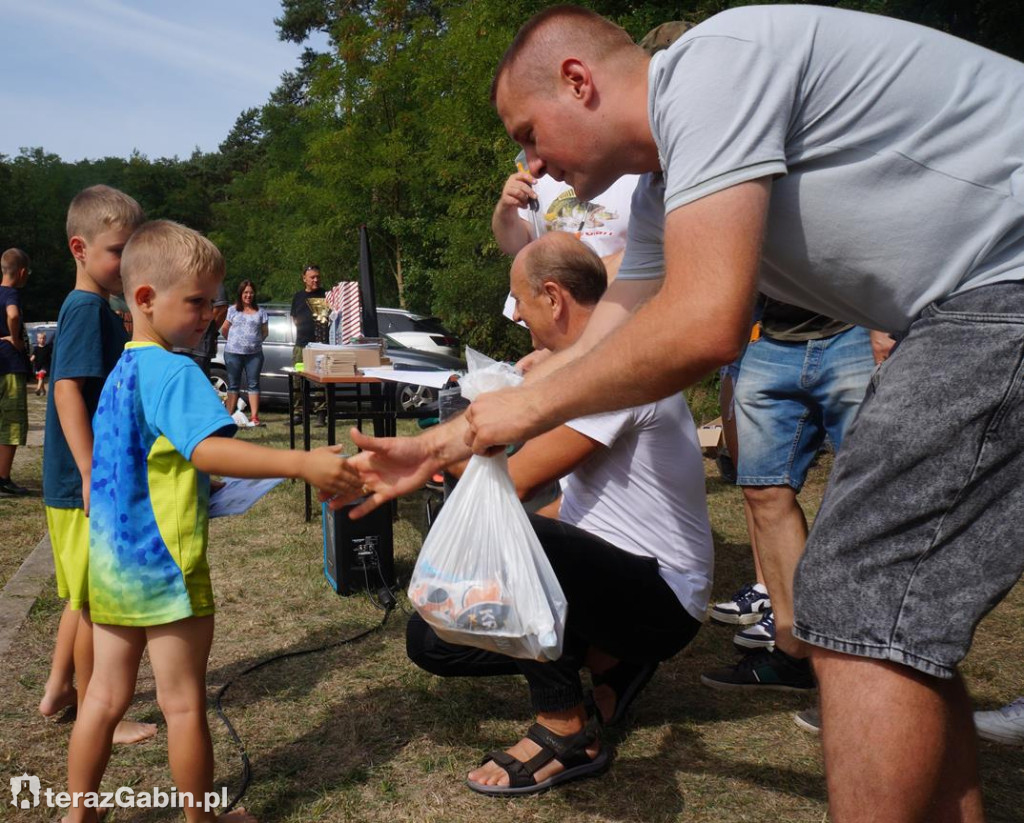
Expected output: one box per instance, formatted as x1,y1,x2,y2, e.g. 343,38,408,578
40,185,156,744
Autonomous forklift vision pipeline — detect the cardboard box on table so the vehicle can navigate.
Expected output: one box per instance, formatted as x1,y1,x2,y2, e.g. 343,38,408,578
303,340,388,374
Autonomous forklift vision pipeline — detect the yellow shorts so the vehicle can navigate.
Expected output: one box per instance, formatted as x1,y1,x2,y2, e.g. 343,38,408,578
0,373,28,446
46,506,90,610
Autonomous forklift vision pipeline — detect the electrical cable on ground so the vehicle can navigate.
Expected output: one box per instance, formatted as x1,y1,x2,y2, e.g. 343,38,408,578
212,587,397,812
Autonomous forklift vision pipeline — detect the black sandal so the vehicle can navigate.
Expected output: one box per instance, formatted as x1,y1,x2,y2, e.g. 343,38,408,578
466,714,610,796
592,660,659,726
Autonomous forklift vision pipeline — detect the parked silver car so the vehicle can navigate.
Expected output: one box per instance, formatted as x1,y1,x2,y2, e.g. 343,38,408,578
210,304,463,413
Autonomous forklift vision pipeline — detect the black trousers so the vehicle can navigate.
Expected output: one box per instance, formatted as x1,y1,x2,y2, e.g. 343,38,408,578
406,514,702,712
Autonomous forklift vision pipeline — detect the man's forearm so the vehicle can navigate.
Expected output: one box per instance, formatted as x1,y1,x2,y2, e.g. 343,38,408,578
427,414,474,469
523,184,768,426
529,289,736,429
492,209,532,256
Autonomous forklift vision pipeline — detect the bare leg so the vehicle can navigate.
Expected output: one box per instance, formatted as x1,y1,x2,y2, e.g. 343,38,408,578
747,500,764,585
64,624,147,823
41,603,79,717
812,648,984,822
76,609,157,745
0,443,15,479
741,484,810,657
224,392,238,415
466,705,599,789
249,393,260,422
147,616,229,823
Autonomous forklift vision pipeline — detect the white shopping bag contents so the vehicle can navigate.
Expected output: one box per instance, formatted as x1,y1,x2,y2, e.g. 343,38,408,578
408,349,567,660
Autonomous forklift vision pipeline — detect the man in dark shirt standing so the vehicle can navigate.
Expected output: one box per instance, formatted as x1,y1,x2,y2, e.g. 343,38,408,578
0,248,32,496
290,264,326,365
290,264,327,425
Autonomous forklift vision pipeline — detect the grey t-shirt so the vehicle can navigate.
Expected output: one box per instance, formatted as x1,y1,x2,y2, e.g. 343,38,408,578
618,5,1024,334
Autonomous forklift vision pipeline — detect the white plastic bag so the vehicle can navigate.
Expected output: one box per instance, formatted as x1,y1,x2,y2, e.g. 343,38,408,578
407,350,567,661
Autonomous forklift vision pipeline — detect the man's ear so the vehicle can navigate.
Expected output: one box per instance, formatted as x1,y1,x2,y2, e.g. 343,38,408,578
560,58,594,102
134,284,156,313
543,281,566,319
68,236,87,263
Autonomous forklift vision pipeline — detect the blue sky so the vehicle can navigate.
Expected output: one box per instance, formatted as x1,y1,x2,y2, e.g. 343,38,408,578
1,0,319,162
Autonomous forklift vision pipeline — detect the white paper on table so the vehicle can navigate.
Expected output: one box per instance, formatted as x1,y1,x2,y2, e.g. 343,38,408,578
360,368,458,389
209,477,285,518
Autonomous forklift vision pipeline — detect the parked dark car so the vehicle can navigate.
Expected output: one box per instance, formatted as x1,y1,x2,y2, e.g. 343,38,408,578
210,304,464,413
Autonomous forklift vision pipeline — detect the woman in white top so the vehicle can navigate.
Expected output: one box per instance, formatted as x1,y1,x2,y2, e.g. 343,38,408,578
220,280,268,427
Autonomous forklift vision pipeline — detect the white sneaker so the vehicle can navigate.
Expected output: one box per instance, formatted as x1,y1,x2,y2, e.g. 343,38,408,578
709,582,771,625
974,697,1024,746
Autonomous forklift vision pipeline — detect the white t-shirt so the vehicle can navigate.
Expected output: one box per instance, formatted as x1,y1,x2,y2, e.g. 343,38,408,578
519,174,639,258
618,5,1024,334
560,392,714,622
504,174,640,322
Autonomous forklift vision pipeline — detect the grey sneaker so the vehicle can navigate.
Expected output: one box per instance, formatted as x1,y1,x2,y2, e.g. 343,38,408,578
734,608,775,650
794,708,821,734
974,697,1024,746
709,582,771,626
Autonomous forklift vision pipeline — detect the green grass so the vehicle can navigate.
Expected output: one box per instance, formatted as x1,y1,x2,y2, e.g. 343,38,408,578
1,408,1022,822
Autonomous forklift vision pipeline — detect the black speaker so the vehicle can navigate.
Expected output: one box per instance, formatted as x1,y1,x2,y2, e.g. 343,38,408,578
322,500,395,596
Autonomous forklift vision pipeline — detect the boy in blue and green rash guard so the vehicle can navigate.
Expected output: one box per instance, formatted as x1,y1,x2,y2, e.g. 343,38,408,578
64,220,362,823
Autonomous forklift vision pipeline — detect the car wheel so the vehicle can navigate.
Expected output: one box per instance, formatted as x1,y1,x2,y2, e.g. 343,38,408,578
397,383,436,412
209,370,228,402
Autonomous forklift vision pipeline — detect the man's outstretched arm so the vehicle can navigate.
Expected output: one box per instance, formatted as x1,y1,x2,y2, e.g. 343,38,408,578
335,416,475,518
465,178,770,452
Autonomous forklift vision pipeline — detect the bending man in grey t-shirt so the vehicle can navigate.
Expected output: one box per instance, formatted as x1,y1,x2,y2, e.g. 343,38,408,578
467,5,1024,820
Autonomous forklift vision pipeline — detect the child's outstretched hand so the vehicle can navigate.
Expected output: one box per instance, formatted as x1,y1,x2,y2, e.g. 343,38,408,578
302,445,363,502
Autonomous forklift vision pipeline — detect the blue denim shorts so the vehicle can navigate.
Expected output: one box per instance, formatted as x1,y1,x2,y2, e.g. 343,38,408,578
794,282,1024,678
224,350,263,394
734,326,875,490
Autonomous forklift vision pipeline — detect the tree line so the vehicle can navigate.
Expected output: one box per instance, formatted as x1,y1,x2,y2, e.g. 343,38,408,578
3,0,1020,362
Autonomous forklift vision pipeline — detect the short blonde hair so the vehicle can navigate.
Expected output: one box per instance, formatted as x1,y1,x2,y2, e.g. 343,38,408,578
121,220,225,296
66,184,145,242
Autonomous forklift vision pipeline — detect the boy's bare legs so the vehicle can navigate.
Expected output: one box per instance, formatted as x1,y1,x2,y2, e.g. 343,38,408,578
812,648,984,822
147,616,255,823
64,624,147,823
40,603,79,717
75,609,157,744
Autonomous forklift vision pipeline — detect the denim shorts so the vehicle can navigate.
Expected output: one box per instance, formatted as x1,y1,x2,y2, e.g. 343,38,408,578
734,326,874,489
224,350,263,394
794,282,1024,678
